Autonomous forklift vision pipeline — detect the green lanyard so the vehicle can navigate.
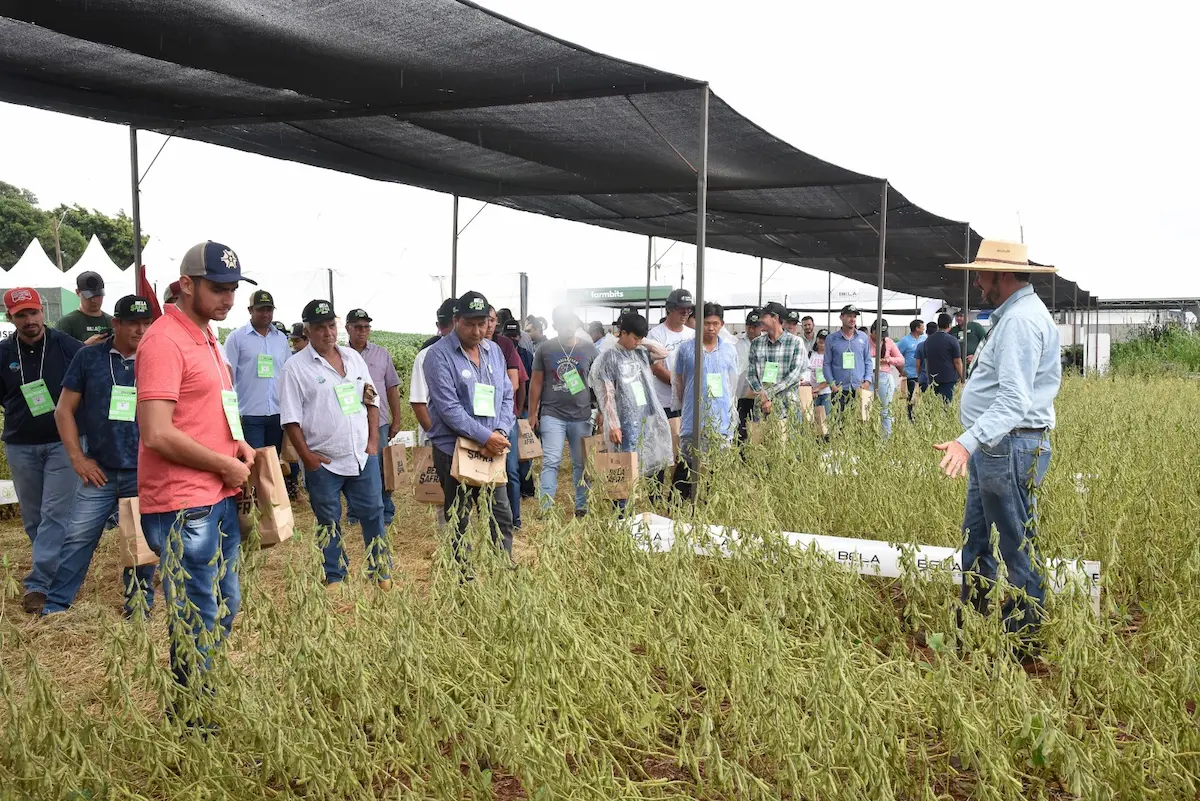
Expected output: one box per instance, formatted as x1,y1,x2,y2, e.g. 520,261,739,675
17,337,53,417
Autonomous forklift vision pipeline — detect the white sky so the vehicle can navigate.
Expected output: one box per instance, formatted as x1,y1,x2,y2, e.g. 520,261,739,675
2,0,1196,332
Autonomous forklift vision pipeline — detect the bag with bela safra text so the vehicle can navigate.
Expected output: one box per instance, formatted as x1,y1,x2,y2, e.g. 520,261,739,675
118,496,158,568
451,437,509,486
411,446,445,504
593,451,638,500
382,442,410,491
516,419,543,460
583,433,607,478
237,447,294,548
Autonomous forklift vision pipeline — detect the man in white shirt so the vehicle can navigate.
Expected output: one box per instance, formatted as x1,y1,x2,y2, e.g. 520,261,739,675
646,289,694,487
410,301,452,529
280,299,389,590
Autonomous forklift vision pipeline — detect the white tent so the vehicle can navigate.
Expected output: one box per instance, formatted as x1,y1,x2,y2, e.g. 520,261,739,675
67,235,131,310
0,238,68,290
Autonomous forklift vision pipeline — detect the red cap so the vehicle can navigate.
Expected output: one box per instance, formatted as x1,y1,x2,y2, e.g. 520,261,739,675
4,287,42,316
165,280,181,302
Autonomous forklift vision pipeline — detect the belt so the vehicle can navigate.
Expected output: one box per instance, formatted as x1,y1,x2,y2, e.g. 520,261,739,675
1011,427,1049,437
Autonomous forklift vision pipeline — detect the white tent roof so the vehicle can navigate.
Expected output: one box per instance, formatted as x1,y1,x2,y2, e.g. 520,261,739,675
67,235,134,305
0,239,69,290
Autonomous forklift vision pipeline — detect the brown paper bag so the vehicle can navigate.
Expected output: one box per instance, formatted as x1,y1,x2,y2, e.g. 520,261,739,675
382,443,410,491
858,389,874,423
118,496,157,568
238,447,295,547
450,437,508,486
593,451,638,500
797,386,814,419
280,435,300,464
517,419,543,460
813,403,829,437
668,415,681,460
583,434,607,477
412,446,444,505
748,418,787,446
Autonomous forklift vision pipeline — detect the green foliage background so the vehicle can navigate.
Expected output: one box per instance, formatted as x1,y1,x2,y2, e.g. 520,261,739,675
0,180,147,270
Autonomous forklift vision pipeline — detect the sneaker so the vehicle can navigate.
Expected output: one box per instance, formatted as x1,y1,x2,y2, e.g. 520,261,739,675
22,591,46,615
377,579,393,592
574,509,587,519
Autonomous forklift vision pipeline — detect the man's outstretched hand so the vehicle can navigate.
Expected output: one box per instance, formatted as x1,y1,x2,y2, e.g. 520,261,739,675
934,440,970,479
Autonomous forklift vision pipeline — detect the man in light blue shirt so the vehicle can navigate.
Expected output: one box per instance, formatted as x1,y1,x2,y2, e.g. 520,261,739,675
934,241,1062,661
823,305,873,416
896,319,926,421
223,289,292,451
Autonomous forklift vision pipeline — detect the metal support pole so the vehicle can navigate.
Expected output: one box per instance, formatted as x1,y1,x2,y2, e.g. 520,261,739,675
327,268,335,308
962,223,971,358
645,236,653,318
129,127,143,295
519,272,529,321
758,257,764,306
827,271,832,329
450,194,459,299
1094,297,1100,373
872,180,888,394
689,85,710,471
1072,287,1078,373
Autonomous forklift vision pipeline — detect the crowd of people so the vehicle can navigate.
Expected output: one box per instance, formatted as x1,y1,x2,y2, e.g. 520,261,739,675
1,235,1065,700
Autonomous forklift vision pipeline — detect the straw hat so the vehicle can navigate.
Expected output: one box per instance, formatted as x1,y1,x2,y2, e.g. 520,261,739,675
945,239,1056,273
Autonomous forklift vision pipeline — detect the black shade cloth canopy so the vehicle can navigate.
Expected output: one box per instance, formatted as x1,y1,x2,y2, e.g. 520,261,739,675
0,0,1086,308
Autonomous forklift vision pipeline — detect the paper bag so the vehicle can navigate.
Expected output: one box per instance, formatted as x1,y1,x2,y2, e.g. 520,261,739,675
280,435,300,464
748,418,787,446
412,446,444,505
668,415,681,460
797,386,814,419
813,403,829,437
858,389,874,423
118,496,157,568
382,443,410,491
238,447,295,548
450,437,508,487
517,419,543,461
593,451,638,500
583,434,607,477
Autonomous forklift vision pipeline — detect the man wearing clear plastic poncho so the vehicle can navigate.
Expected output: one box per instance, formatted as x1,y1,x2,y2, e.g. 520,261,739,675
587,313,674,482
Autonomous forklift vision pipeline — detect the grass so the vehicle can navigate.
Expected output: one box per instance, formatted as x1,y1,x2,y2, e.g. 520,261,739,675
1,374,1200,799
1110,323,1200,375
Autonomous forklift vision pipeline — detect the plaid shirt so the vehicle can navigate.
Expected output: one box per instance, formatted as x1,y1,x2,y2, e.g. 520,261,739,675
747,331,808,405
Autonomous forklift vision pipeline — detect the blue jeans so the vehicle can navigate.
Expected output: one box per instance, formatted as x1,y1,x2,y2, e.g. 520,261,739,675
506,416,523,527
378,425,395,527
42,468,155,616
960,431,1051,635
538,415,591,512
306,457,391,584
877,372,896,438
933,382,955,404
240,414,282,450
141,497,241,688
7,442,80,595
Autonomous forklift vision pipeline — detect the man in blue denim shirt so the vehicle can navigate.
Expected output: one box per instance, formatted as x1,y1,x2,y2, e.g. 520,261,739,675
45,296,157,618
935,241,1062,659
424,291,516,562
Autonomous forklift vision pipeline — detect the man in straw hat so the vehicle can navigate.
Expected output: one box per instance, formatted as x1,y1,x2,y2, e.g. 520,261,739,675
933,240,1061,662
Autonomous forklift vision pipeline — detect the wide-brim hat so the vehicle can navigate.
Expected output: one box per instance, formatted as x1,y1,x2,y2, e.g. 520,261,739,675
946,239,1056,273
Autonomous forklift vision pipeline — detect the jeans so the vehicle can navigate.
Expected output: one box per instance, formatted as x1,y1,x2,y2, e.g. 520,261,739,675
905,377,918,421
877,372,897,438
736,397,754,444
960,431,1051,635
142,497,241,688
306,457,390,584
505,416,523,527
240,414,282,450
538,415,591,512
378,425,395,527
933,382,955,404
433,446,513,563
7,442,80,595
42,468,155,616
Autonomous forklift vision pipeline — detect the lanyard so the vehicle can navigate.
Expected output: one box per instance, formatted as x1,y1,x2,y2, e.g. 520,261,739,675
17,336,48,385
109,351,135,387
462,343,493,383
206,334,232,391
560,336,578,366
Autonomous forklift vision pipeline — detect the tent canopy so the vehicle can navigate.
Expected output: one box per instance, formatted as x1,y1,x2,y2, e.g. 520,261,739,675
1,239,65,290
0,0,1087,308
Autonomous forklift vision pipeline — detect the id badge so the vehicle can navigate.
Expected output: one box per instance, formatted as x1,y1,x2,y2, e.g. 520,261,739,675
630,380,647,407
256,353,275,378
473,382,497,417
20,379,53,417
221,390,245,440
706,373,724,398
842,351,855,370
762,362,780,384
109,385,137,422
563,366,585,395
335,382,363,416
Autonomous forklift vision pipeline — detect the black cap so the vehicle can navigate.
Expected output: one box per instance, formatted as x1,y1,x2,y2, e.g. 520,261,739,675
289,322,307,339
816,328,829,339
870,319,890,336
301,299,336,323
250,289,275,309
760,301,787,319
272,321,287,334
840,304,860,315
614,305,637,324
346,308,372,324
502,317,521,335
436,298,457,326
784,309,801,323
455,290,489,319
113,295,152,320
76,270,105,299
745,308,763,325
665,289,694,310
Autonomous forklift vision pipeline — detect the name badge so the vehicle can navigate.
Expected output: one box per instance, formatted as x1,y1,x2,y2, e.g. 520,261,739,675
109,385,137,422
762,362,780,384
816,368,826,384
221,389,244,440
706,373,724,398
629,379,647,407
473,382,496,417
563,366,586,395
20,379,53,417
256,353,275,378
842,351,855,370
335,382,363,416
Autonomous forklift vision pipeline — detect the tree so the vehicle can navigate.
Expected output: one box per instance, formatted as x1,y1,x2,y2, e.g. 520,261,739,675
0,181,38,205
51,203,146,267
0,195,49,268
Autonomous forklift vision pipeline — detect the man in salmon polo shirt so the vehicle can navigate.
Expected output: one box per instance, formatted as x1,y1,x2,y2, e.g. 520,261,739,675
136,240,257,704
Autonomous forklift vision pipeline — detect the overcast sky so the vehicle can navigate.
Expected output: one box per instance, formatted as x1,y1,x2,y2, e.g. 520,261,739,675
2,0,1196,332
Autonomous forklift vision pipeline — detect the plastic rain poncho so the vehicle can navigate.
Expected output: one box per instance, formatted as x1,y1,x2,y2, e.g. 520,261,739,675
587,341,673,476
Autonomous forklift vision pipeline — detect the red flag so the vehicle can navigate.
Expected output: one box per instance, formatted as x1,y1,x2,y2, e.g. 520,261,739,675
136,265,163,320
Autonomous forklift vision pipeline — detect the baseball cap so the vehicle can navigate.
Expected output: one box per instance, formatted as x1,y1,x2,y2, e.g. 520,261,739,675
289,322,308,340
665,289,694,310
816,328,829,339
436,298,457,326
760,301,787,319
784,309,800,324
76,270,105,299
164,281,181,304
250,289,275,308
346,308,372,324
113,295,153,321
614,305,637,324
179,241,258,285
840,304,860,315
502,317,521,336
3,288,42,315
301,299,336,324
745,308,763,325
272,321,288,335
455,290,489,319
